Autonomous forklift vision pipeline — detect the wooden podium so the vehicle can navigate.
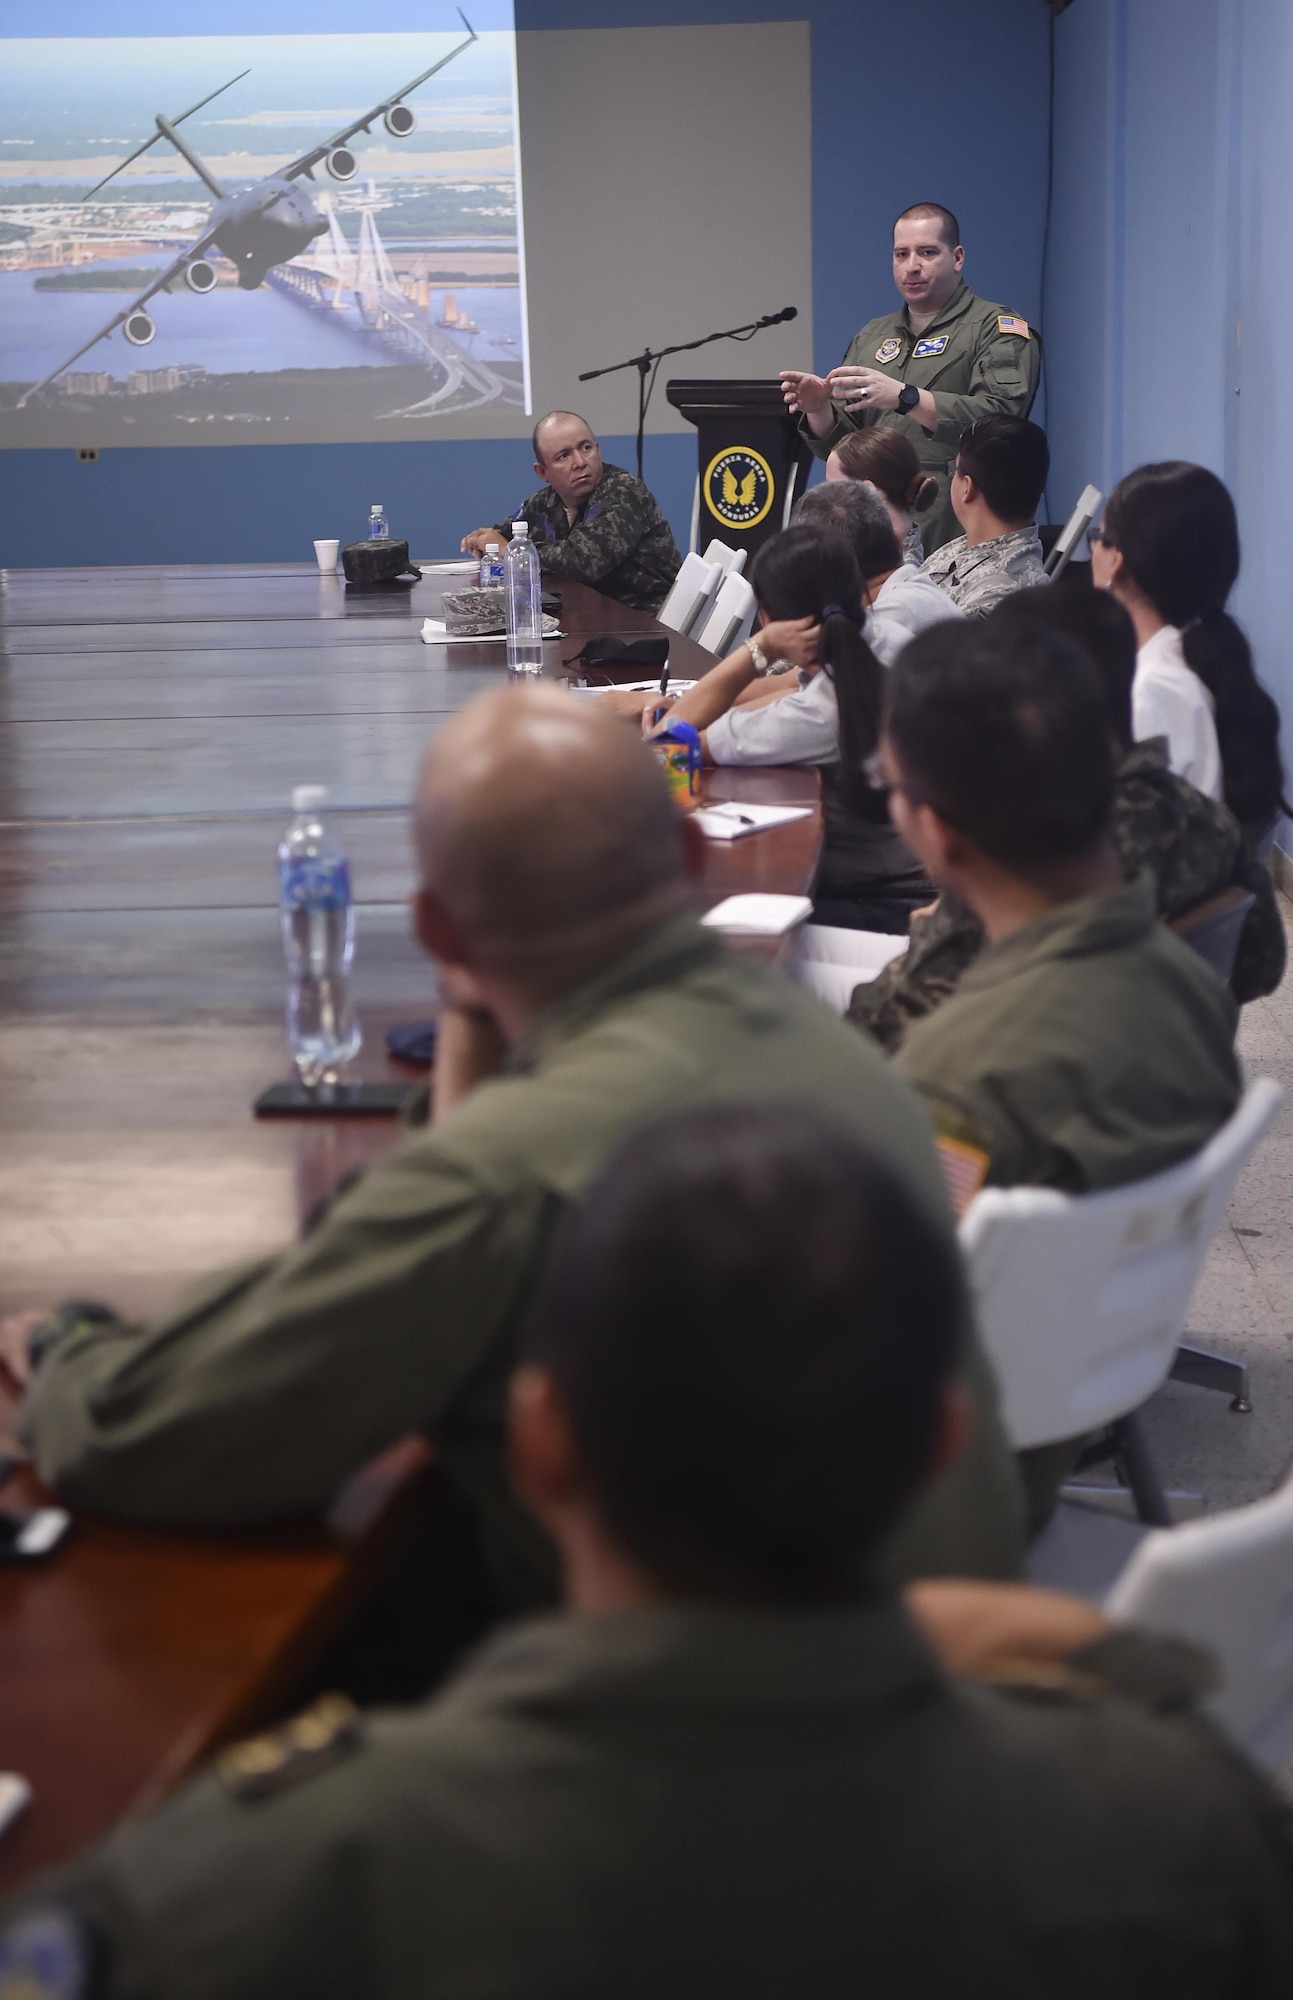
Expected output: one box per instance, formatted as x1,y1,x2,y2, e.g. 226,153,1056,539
666,378,815,560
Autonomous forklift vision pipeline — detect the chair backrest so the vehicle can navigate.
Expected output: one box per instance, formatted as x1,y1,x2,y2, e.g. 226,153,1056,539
695,571,757,657
1170,885,1257,984
958,1078,1282,1449
701,538,748,578
1106,1464,1293,1771
658,552,723,637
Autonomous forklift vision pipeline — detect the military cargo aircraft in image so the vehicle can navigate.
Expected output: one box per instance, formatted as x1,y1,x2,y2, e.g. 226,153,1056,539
16,10,478,406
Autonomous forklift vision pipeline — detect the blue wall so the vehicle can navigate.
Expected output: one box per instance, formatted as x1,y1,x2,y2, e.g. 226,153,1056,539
1,0,1050,566
1046,0,1293,830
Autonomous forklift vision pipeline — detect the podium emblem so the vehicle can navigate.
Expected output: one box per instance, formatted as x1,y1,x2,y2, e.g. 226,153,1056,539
704,446,774,529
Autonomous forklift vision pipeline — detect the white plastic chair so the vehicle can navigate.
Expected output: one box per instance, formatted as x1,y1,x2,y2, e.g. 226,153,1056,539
1106,1465,1293,1772
657,552,722,638
960,1078,1283,1519
701,538,748,578
695,571,757,657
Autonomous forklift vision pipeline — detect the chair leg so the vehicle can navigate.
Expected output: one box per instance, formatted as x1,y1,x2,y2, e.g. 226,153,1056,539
1111,1412,1174,1527
1170,1342,1252,1413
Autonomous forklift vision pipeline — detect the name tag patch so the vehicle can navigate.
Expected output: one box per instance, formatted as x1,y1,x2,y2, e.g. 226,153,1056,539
912,334,949,358
874,336,903,365
998,315,1031,338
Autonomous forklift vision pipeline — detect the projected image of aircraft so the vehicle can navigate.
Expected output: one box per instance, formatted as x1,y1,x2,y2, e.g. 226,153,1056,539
17,10,478,406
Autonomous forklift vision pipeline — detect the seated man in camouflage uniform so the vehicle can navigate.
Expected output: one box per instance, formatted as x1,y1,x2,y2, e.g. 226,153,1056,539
4,1103,1291,2000
918,414,1049,616
851,583,1284,1051
460,410,681,613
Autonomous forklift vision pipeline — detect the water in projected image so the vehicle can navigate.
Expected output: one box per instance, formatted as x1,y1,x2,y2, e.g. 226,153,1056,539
0,24,529,443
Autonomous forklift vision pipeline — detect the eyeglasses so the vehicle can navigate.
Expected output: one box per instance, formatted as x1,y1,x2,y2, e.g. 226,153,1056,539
1087,527,1114,550
944,458,963,481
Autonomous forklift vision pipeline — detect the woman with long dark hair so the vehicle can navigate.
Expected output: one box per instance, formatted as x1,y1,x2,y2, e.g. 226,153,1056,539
825,427,940,567
1093,462,1289,838
656,525,931,931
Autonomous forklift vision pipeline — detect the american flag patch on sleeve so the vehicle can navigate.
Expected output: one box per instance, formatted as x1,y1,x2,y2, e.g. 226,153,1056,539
935,1136,991,1217
997,315,1030,338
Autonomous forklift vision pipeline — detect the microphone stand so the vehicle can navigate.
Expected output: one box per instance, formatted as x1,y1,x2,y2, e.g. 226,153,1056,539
579,312,794,481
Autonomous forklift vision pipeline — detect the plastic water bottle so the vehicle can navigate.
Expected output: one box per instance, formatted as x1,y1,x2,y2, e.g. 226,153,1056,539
368,504,389,540
278,785,361,1086
479,540,504,587
505,520,543,676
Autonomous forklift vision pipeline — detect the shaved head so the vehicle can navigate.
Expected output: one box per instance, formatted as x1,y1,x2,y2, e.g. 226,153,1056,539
414,685,691,992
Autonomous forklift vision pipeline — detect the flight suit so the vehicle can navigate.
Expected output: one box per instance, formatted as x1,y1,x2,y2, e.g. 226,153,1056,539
5,1603,1293,1999
494,462,681,613
804,282,1041,555
894,874,1241,1196
20,916,1027,1609
852,739,1252,1054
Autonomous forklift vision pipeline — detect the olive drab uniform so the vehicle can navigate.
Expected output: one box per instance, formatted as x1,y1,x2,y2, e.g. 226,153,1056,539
851,738,1265,1053
5,1606,1293,1999
20,917,1028,1606
803,282,1041,556
893,875,1241,1203
496,462,681,613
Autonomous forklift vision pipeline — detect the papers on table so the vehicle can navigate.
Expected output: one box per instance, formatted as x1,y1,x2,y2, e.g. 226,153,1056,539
694,802,813,841
702,893,813,936
567,679,698,695
420,617,565,645
416,560,480,573
421,619,501,645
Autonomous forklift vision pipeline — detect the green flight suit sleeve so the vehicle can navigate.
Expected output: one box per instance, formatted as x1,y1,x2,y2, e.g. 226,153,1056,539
19,1141,555,1525
921,322,1040,446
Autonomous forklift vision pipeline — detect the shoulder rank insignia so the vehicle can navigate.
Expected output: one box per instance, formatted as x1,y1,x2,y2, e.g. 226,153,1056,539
997,315,1030,338
912,334,950,358
217,1692,362,1803
935,1135,990,1217
874,335,903,365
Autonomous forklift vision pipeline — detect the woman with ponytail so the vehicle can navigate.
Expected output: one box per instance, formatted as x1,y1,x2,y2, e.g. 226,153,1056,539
655,525,932,931
826,427,940,567
1093,462,1289,839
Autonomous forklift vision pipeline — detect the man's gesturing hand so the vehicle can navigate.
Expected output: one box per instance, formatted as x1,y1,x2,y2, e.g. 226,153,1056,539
827,366,904,413
778,369,833,417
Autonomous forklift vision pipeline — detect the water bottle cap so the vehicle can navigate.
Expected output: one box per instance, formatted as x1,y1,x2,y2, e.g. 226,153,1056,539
370,503,382,511
292,784,328,813
486,542,500,553
511,520,528,538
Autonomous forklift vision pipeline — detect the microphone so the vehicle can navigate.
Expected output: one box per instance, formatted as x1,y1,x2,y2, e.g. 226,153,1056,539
758,307,798,327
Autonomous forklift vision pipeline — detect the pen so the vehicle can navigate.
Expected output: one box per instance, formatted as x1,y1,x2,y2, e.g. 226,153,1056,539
658,659,670,701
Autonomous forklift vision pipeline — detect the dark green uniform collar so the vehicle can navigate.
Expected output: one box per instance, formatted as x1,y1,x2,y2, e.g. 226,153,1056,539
438,1601,946,1719
960,874,1158,995
505,912,725,1074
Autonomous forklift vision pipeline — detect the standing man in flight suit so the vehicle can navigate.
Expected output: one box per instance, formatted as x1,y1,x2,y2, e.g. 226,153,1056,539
781,203,1040,555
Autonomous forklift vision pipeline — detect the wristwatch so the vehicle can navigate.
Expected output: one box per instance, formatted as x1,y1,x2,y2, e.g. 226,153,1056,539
896,383,921,415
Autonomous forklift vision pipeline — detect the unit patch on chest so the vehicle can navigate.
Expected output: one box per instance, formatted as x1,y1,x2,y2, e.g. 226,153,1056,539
912,335,950,358
874,336,903,364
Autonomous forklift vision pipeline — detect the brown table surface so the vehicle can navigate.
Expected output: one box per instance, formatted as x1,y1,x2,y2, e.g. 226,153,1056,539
0,562,821,1893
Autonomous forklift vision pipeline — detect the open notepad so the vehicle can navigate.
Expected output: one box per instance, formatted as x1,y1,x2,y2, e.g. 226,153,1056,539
694,802,814,841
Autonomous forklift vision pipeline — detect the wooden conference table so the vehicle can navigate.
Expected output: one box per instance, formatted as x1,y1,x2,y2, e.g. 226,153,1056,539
0,561,822,1893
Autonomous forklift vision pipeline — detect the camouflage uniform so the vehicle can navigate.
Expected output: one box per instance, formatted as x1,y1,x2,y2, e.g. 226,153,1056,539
497,463,680,614
918,525,1048,618
802,282,1041,554
850,738,1273,1052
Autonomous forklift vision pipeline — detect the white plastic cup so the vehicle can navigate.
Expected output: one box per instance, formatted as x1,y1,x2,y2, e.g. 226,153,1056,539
313,539,340,573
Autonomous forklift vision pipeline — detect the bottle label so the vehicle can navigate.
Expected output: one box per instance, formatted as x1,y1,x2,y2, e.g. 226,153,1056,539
281,856,351,911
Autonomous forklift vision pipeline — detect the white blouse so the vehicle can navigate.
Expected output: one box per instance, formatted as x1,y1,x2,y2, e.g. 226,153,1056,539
1132,624,1223,800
